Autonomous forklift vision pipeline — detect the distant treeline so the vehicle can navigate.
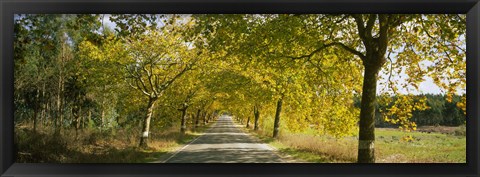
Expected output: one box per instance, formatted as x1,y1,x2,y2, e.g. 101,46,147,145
355,94,466,127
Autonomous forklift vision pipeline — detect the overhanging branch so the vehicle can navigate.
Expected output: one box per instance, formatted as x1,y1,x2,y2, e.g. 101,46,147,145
283,42,365,61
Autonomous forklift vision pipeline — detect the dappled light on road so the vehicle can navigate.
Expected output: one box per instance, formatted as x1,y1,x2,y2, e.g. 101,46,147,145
164,116,284,163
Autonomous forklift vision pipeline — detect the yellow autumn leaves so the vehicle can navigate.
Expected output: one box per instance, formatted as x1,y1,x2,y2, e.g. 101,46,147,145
381,95,429,132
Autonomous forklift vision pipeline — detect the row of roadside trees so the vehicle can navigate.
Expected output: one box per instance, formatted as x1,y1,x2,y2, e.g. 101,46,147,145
14,14,465,163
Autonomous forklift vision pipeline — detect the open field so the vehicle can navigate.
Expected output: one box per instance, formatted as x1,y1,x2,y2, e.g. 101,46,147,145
246,126,466,163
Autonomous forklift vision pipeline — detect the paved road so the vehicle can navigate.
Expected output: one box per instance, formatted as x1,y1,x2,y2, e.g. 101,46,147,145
164,115,285,163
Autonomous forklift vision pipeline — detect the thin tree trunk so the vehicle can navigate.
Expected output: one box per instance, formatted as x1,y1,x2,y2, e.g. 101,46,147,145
188,113,193,125
55,76,62,134
88,109,92,129
195,109,200,128
40,83,46,128
45,101,50,127
254,105,260,131
33,109,38,132
100,87,106,129
40,106,45,128
246,116,250,128
203,112,207,125
80,108,85,129
357,63,381,163
40,103,45,127
101,108,105,129
72,106,80,139
58,45,65,134
139,97,157,148
59,81,64,131
180,108,187,133
273,98,283,138
205,113,208,124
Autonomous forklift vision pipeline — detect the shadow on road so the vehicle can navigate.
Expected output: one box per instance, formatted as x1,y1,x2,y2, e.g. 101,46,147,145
164,116,284,163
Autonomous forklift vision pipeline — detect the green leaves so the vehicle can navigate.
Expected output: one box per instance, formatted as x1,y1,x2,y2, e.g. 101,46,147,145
14,14,466,144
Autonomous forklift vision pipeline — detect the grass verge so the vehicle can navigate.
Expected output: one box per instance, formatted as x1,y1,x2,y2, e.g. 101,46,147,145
238,123,466,163
15,122,214,163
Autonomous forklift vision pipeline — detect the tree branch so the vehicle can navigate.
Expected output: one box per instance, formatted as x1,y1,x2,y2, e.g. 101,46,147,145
332,42,366,60
365,14,377,39
352,14,367,42
283,42,365,61
162,63,192,90
283,43,336,60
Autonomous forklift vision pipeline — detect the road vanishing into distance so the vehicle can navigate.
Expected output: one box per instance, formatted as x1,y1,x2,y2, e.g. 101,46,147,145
163,115,285,163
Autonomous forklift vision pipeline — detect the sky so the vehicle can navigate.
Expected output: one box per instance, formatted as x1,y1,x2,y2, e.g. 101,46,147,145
376,68,444,95
100,14,464,96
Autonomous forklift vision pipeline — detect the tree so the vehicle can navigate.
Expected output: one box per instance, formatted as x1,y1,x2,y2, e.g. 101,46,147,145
15,14,102,134
123,26,200,148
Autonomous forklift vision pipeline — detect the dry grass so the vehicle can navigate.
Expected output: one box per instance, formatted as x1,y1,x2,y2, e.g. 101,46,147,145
274,134,357,163
415,125,466,136
245,125,465,163
15,123,207,163
243,127,356,163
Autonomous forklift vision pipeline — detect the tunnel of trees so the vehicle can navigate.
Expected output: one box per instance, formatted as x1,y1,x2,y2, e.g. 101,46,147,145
14,14,465,163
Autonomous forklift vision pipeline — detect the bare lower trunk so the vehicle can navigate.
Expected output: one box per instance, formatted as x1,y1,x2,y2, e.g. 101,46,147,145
33,89,39,132
205,113,210,123
139,97,157,148
88,109,92,128
40,104,45,127
195,109,200,128
357,64,381,163
80,109,85,129
72,106,80,139
55,79,62,134
203,112,207,125
33,109,38,132
101,108,105,129
40,83,46,127
180,108,187,133
55,56,64,135
45,102,50,126
246,116,250,128
273,98,282,138
254,106,260,131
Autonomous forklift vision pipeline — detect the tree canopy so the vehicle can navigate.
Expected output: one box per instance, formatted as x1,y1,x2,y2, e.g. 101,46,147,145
14,14,465,163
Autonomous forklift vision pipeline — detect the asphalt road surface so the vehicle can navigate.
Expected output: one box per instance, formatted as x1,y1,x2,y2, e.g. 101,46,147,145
164,115,285,163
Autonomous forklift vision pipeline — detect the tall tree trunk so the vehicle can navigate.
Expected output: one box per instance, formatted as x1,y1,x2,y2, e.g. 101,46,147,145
246,116,250,128
180,108,187,133
58,49,65,134
45,101,50,126
80,108,85,129
139,97,157,148
195,109,200,128
254,105,260,131
357,63,382,163
33,109,38,132
101,108,105,129
60,82,64,130
188,113,192,125
40,83,46,127
72,105,80,139
40,103,45,127
203,112,207,125
273,98,283,138
55,77,62,134
32,89,39,132
88,109,92,129
205,113,210,123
